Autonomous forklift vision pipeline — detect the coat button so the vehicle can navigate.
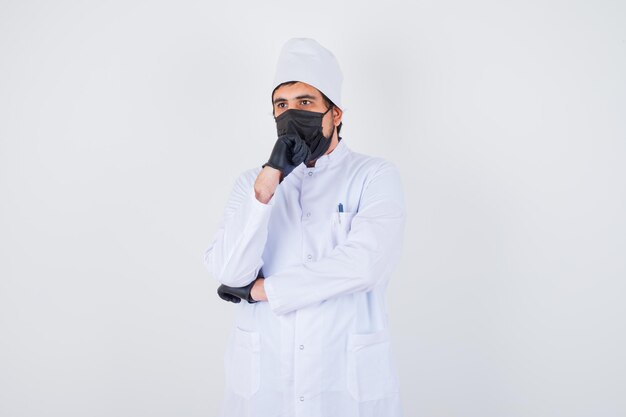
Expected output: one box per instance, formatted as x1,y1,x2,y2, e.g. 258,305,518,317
308,171,313,176
306,212,311,217
299,344,304,350
299,396,305,401
307,254,312,260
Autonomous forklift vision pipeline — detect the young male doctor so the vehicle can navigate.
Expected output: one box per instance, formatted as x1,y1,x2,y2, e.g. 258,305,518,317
203,38,406,417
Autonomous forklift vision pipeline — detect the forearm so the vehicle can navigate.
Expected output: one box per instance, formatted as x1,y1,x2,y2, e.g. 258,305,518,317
204,175,274,287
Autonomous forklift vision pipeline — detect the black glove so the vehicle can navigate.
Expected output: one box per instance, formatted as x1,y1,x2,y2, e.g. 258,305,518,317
262,134,311,178
217,280,257,304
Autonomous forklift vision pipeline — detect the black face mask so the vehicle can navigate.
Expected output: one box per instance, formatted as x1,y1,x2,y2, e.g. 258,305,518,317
274,107,335,163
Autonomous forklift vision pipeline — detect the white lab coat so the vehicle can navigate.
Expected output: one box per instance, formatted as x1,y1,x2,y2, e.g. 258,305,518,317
204,138,406,417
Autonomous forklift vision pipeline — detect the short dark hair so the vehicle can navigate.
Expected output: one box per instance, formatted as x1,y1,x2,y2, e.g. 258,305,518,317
271,81,343,136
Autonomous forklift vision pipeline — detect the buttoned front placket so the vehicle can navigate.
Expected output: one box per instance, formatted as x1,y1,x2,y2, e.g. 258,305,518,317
293,162,330,417
295,164,315,417
290,143,351,417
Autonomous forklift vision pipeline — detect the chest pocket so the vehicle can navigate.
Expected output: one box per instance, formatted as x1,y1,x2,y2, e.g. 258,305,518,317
330,211,356,247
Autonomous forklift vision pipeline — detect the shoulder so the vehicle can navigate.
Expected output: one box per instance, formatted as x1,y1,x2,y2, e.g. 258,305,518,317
343,148,405,215
344,147,403,186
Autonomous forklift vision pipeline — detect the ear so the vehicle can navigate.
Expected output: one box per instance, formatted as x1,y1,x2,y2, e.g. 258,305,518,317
332,106,343,126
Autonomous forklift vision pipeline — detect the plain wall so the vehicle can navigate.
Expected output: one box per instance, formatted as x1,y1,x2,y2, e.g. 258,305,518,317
1,1,625,416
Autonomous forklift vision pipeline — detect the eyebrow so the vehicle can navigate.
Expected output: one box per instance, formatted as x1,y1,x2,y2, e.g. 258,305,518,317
273,94,318,105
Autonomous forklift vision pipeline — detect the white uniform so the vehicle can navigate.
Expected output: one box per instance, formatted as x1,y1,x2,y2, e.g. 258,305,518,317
204,138,406,417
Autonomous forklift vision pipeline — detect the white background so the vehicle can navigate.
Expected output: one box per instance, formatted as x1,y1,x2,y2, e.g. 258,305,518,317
1,1,625,416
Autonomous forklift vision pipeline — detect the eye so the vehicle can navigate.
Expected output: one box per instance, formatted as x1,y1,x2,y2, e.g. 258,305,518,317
300,100,311,105
277,103,286,108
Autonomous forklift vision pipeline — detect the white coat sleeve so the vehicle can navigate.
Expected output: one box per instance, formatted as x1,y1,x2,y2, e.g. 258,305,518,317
263,160,406,315
203,168,274,287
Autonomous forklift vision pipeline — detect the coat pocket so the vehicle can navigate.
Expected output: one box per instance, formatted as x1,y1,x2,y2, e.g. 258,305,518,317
346,328,400,402
330,211,356,246
225,326,261,399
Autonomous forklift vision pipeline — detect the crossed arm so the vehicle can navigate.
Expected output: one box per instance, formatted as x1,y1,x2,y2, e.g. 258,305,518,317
203,161,405,315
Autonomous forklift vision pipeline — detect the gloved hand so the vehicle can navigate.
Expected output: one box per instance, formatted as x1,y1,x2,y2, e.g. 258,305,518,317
263,134,311,178
217,280,258,304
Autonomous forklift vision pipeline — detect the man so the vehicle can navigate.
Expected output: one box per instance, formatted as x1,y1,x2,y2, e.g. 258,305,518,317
204,38,406,417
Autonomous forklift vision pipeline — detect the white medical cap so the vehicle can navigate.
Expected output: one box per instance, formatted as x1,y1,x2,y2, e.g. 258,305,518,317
272,38,343,109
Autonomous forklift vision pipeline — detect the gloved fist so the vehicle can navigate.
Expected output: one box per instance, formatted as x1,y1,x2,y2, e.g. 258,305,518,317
263,134,311,178
217,280,258,304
